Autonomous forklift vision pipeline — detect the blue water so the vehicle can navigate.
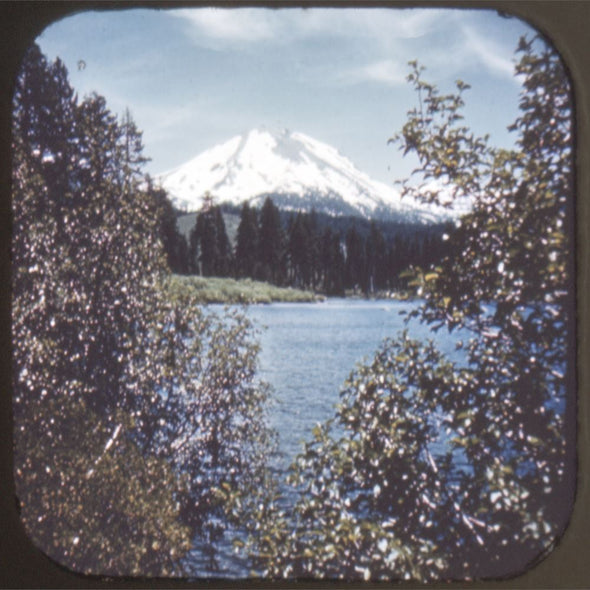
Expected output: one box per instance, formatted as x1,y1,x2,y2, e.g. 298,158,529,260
247,298,468,469
187,298,469,577
186,299,568,577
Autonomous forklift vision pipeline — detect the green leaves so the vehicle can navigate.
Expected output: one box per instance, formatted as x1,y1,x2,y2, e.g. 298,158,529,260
251,334,456,581
392,61,494,207
12,44,276,577
387,34,572,579
251,34,573,583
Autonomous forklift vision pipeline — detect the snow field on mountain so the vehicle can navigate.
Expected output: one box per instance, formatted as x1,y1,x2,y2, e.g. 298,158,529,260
157,128,464,223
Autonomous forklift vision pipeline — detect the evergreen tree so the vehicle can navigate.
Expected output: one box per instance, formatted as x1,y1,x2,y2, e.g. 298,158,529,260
12,46,76,184
366,222,388,292
305,209,321,290
287,212,313,289
190,203,232,277
258,197,285,285
199,208,217,277
386,236,403,289
149,182,189,274
191,208,206,275
118,108,150,192
344,225,366,292
235,202,259,279
213,206,232,277
319,227,345,296
75,93,122,195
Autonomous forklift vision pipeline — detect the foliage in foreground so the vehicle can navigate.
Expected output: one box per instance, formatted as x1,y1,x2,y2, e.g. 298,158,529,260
12,44,274,576
252,34,574,582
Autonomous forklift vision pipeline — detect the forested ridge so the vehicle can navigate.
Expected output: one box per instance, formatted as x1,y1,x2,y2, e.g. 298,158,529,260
11,32,574,582
165,195,453,296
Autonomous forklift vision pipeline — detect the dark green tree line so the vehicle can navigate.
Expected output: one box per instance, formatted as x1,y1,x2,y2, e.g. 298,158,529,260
226,197,447,295
165,189,449,294
258,196,286,284
150,182,190,275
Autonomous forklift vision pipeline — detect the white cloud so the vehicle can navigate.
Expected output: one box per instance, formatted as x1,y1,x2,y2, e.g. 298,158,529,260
338,59,408,87
169,7,450,48
170,8,277,44
337,8,449,41
460,24,517,80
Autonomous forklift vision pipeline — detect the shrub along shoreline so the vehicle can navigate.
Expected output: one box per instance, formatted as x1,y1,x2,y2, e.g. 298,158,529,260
167,274,417,304
167,274,324,304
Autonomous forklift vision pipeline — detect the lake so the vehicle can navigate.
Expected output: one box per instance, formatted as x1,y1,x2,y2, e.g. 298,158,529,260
247,298,468,469
187,298,470,576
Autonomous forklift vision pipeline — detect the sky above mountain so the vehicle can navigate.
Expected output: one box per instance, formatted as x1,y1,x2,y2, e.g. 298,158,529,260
36,7,535,186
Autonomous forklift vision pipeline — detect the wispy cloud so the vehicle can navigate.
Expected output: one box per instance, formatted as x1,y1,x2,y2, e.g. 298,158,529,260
460,24,516,80
337,8,448,41
170,8,278,44
463,26,514,78
168,7,520,87
169,7,450,48
337,59,408,87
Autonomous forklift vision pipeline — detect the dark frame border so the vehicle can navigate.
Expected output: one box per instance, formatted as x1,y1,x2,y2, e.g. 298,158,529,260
1,2,587,588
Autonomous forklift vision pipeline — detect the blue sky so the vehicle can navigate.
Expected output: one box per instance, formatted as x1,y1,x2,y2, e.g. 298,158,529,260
36,7,536,185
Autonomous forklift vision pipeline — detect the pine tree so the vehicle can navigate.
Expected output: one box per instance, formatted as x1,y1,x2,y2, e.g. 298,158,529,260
258,197,285,285
344,225,366,292
213,207,232,277
366,222,387,293
305,209,321,290
189,212,203,275
200,209,217,277
235,202,259,279
118,108,150,192
149,182,189,274
12,45,77,233
190,204,232,277
319,227,345,296
287,212,309,288
386,236,403,289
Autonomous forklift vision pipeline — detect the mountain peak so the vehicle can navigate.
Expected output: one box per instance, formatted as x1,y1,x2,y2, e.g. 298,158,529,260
156,128,460,224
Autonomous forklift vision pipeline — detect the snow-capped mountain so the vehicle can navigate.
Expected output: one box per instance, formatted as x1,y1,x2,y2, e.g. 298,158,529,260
156,128,462,224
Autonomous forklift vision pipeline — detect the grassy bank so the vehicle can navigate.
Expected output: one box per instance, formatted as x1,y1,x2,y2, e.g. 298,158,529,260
166,274,323,304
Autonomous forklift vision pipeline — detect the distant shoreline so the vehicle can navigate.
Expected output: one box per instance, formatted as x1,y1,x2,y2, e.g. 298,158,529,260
166,274,323,304
165,274,414,305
